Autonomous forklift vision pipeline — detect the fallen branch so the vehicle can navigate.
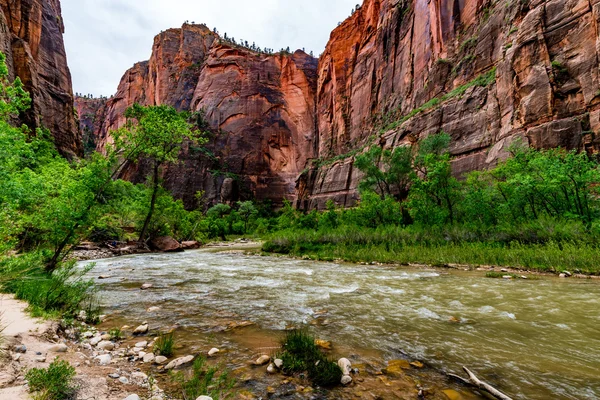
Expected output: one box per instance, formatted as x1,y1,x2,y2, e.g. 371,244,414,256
448,366,513,400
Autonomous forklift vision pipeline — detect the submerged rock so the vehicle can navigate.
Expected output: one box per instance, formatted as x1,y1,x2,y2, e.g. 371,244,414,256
254,355,270,365
165,355,194,370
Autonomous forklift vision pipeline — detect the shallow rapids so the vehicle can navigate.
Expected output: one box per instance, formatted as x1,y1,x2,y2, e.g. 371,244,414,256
83,248,600,399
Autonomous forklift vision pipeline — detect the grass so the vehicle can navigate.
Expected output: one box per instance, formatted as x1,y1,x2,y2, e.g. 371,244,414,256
109,327,123,341
0,253,100,321
154,332,175,357
0,313,5,360
170,356,236,399
25,359,77,400
263,224,600,275
278,330,342,388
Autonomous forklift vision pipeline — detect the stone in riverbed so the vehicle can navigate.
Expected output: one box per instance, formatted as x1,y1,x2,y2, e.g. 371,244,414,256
208,348,219,357
97,341,115,351
14,345,27,353
35,356,46,362
147,306,161,312
48,344,68,353
195,396,213,400
274,359,283,369
181,241,201,250
135,341,148,348
141,283,153,290
90,336,102,346
150,236,182,252
143,353,155,363
134,324,149,335
96,354,112,365
254,355,270,365
266,363,277,374
385,359,410,376
119,376,129,384
154,356,168,365
165,355,194,370
124,395,140,400
337,358,351,376
341,375,353,385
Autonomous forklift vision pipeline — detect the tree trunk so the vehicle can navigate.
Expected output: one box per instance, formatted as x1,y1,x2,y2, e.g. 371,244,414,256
139,163,160,243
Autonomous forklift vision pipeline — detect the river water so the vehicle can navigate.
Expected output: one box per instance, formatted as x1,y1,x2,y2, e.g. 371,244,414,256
84,247,600,399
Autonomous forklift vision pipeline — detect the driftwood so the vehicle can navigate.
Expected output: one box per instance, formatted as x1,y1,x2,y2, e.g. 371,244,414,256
448,367,513,400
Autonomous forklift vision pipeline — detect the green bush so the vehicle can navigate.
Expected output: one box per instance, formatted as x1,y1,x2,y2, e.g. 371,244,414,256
26,359,77,400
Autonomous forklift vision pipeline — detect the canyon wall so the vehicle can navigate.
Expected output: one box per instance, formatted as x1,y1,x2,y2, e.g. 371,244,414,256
0,0,80,157
80,0,600,208
304,0,600,208
79,24,318,207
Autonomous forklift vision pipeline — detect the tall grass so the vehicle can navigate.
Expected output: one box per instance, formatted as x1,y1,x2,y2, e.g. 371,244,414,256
154,332,175,357
263,224,600,274
170,356,236,399
25,359,77,400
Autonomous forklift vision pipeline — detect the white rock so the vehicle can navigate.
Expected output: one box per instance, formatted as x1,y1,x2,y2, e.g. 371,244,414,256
82,331,94,338
124,395,140,400
147,306,161,312
165,355,194,370
266,363,277,374
96,354,112,365
119,376,130,384
196,397,213,400
101,334,111,340
12,354,21,362
255,355,270,365
132,347,143,353
143,353,155,363
274,359,283,369
154,356,168,365
97,341,115,351
338,358,352,376
134,325,149,334
90,336,102,346
48,343,68,353
141,283,153,290
341,375,353,385
138,351,147,358
35,356,46,362
208,348,220,357
135,341,148,348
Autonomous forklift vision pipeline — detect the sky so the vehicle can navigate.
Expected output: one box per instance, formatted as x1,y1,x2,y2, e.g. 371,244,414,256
62,0,359,96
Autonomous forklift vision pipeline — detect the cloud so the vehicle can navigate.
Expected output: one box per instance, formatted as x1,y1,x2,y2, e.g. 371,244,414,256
62,0,359,96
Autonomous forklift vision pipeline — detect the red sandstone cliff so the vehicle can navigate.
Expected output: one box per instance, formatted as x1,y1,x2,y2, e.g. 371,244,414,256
84,24,318,207
304,0,600,208
0,0,80,157
80,0,600,208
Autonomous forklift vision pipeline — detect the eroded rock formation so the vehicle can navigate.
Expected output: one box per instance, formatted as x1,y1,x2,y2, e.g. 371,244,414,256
0,0,80,157
79,0,600,208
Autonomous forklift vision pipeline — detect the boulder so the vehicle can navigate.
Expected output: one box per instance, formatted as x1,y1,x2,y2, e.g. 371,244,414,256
208,348,220,357
135,341,148,348
134,325,149,335
149,236,182,252
154,356,168,365
341,375,353,385
48,344,68,353
254,355,270,365
143,353,155,363
96,354,112,365
141,283,153,290
337,358,352,376
165,355,194,370
97,341,115,351
181,241,201,250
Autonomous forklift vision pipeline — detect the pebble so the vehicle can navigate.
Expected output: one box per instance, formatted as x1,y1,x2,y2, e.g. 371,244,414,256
266,363,277,374
12,354,21,362
147,306,161,312
134,325,149,335
255,355,270,365
196,397,213,400
338,358,352,376
109,373,120,379
341,375,353,385
35,356,46,363
165,355,194,370
135,341,148,348
559,273,567,278
143,353,155,363
274,359,283,369
97,341,115,351
101,334,111,340
154,356,168,365
141,283,153,290
124,395,140,400
13,345,26,354
48,344,68,353
119,376,130,384
96,354,112,365
208,348,220,357
90,336,102,346
82,331,94,338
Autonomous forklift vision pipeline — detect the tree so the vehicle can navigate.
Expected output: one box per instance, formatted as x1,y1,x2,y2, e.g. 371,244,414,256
113,104,207,242
237,201,258,233
355,146,412,200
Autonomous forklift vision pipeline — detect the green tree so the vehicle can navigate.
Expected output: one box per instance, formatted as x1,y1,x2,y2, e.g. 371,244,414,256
237,201,258,233
355,146,412,200
113,104,206,242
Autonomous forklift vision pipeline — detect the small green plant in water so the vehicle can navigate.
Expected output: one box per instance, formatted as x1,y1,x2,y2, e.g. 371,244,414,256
25,359,77,400
109,327,123,341
278,329,342,388
171,356,236,399
154,332,175,357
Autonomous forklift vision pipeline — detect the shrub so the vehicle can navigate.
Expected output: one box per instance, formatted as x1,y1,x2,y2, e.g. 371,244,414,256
25,359,77,400
154,332,175,357
109,327,123,341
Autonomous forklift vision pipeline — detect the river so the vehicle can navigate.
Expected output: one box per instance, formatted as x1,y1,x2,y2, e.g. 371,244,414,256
83,246,600,399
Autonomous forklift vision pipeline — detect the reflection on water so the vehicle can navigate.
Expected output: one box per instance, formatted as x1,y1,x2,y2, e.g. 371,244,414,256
83,249,600,399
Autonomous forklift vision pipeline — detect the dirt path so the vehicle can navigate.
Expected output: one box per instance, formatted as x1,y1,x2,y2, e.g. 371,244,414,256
0,295,145,400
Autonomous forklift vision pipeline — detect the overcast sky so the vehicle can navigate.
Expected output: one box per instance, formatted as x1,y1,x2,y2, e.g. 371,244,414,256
62,0,359,96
